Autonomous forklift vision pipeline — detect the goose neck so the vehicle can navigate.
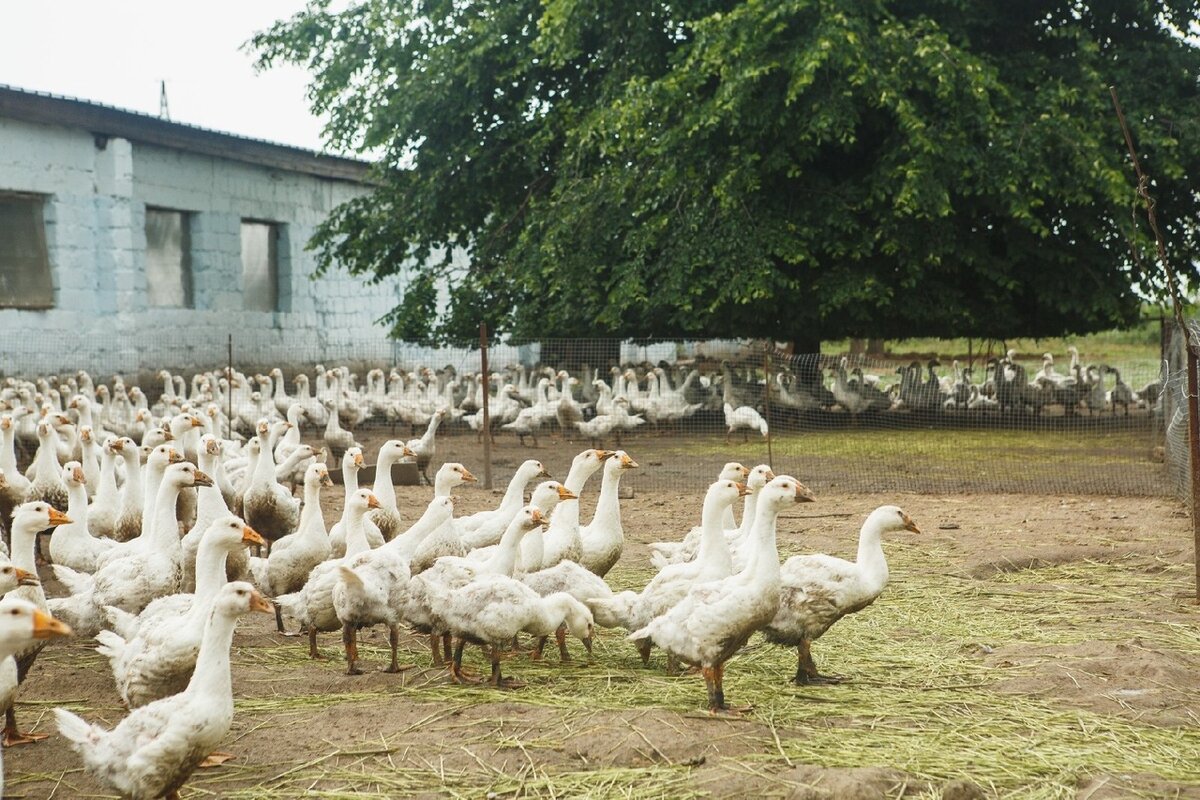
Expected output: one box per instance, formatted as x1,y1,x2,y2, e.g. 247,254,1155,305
187,606,239,706
588,466,623,530
343,509,371,558
483,519,529,576
149,479,185,550
192,538,233,606
695,494,733,572
0,427,17,473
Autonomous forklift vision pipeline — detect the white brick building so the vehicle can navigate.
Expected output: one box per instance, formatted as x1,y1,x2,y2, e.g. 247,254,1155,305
0,84,413,377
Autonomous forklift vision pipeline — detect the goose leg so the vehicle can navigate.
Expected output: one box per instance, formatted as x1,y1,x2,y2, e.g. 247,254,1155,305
273,601,287,634
635,638,653,666
308,627,324,660
796,638,841,684
450,638,481,684
443,633,453,663
490,645,526,689
531,636,547,661
430,633,444,666
384,625,413,673
3,706,48,746
342,623,362,675
555,623,570,663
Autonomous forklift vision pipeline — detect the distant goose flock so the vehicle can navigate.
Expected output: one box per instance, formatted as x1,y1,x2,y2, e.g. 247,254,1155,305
0,344,1151,797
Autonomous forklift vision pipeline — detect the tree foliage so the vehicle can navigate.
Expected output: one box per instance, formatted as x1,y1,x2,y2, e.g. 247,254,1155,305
254,0,1200,345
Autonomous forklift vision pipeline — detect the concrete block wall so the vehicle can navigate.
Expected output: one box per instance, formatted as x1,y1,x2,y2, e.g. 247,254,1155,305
0,115,414,379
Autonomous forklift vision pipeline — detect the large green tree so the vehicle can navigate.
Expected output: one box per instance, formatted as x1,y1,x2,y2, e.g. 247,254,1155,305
254,0,1200,347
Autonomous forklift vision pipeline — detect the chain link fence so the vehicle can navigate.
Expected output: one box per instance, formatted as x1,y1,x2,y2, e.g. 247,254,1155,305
0,325,1172,498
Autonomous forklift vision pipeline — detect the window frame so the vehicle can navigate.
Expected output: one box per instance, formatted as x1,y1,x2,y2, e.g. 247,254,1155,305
143,206,194,309
240,218,281,313
0,191,54,310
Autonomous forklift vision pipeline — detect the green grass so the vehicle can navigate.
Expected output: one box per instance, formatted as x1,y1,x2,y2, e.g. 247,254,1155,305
196,550,1200,799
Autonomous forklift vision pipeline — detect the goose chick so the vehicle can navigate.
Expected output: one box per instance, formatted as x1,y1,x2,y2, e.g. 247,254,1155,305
55,582,272,800
764,505,919,685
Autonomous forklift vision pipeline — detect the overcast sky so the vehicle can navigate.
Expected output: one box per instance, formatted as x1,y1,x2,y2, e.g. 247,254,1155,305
0,1,332,153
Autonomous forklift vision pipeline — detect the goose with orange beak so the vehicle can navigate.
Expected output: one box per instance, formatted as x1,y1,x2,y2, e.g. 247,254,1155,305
97,517,266,708
5,501,70,745
57,582,272,800
765,505,920,685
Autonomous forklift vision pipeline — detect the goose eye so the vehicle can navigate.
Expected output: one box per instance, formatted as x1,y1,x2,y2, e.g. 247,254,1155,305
9,609,18,616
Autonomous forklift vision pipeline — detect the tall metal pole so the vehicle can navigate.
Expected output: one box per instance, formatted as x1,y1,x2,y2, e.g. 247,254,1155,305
479,322,493,490
227,333,233,441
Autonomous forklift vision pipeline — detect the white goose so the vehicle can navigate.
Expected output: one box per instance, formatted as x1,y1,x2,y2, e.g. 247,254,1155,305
366,439,417,541
48,462,118,572
540,449,614,569
333,496,455,674
275,489,381,660
5,501,69,745
407,463,478,574
649,464,772,568
56,582,272,800
437,574,594,688
250,462,334,631
0,596,69,794
329,448,384,557
0,416,31,534
96,516,265,707
764,505,919,684
458,459,551,549
242,436,301,547
630,476,814,713
578,451,638,577
49,463,212,637
406,506,548,678
591,480,746,665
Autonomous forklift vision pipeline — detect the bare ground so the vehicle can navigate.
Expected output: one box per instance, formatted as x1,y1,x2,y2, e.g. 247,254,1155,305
5,433,1198,799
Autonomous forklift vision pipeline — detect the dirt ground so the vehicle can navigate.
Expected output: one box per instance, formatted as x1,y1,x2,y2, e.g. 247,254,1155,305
6,432,1199,799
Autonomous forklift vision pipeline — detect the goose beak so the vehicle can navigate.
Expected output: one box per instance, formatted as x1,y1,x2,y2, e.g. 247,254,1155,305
596,450,616,460
110,439,124,452
902,514,922,534
242,525,266,547
736,482,750,498
47,508,71,527
531,508,550,526
249,591,274,614
366,493,382,510
14,568,39,587
353,453,365,468
191,417,203,428
765,469,776,481
192,470,214,488
402,445,416,457
167,448,183,463
619,454,638,469
537,466,551,478
460,468,478,483
582,635,593,656
793,483,815,503
320,474,334,487
31,609,71,639
72,467,85,483
555,486,578,501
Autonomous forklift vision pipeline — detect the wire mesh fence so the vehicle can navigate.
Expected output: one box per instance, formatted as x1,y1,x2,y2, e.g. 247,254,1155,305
0,324,1173,498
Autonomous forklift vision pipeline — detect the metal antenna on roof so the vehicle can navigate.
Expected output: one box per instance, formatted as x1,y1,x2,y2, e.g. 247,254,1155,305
159,80,170,120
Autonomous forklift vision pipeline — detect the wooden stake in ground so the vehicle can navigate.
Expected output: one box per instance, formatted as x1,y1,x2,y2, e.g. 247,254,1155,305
479,322,493,490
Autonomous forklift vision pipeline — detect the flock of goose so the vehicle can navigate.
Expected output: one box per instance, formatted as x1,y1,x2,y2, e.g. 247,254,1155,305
0,367,925,799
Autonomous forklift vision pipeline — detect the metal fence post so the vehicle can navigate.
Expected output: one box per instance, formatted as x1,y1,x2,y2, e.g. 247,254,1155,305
479,322,493,490
764,346,774,472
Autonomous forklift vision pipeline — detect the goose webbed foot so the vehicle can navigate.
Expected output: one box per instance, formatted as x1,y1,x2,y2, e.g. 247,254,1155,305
489,650,526,689
384,626,413,673
197,751,236,768
450,638,482,684
795,641,841,685
4,708,47,746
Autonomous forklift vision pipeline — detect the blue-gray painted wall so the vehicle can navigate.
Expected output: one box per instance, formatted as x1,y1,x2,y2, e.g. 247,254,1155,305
0,114,411,376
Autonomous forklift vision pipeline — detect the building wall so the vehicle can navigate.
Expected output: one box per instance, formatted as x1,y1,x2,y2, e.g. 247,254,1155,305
0,115,411,377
